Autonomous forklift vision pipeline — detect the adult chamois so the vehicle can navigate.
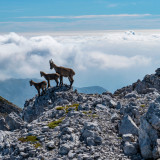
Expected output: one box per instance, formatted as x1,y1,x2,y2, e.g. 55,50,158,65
49,59,75,87
29,80,47,96
40,71,60,88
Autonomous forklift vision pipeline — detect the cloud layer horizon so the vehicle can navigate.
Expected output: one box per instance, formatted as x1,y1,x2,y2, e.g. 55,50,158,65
0,31,160,92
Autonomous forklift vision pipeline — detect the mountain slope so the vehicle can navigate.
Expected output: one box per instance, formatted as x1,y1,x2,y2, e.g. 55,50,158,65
0,95,21,117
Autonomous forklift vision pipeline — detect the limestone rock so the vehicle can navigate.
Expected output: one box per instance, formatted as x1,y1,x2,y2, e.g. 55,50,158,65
146,102,160,131
139,116,158,159
5,112,24,130
123,142,138,156
119,115,139,136
0,118,8,131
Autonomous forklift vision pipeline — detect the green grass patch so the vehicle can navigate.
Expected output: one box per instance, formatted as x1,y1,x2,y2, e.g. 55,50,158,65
18,136,41,149
33,142,42,148
65,103,79,113
18,136,38,143
82,110,98,118
48,117,64,129
56,106,65,110
92,114,98,118
140,104,146,108
83,111,88,114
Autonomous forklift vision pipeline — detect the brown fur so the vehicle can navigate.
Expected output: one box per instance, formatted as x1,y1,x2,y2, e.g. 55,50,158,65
40,71,60,88
29,80,47,96
49,59,75,87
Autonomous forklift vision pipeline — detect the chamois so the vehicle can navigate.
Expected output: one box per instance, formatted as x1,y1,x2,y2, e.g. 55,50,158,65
49,59,75,87
29,80,47,96
40,71,60,88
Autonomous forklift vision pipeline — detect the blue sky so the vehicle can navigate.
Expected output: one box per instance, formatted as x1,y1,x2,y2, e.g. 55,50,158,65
0,0,160,32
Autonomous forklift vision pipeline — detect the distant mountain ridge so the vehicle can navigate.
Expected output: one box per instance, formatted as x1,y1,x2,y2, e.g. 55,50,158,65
0,78,106,108
74,86,106,94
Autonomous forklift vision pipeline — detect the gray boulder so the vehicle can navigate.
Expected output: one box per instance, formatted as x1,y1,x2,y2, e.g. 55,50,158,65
81,122,102,146
146,102,160,131
124,92,138,99
108,99,117,108
139,116,158,159
5,112,24,130
111,113,120,122
59,143,73,155
119,115,139,136
0,118,8,131
0,131,7,143
46,141,55,149
84,122,99,131
78,104,90,111
96,104,106,110
122,134,134,142
123,142,138,156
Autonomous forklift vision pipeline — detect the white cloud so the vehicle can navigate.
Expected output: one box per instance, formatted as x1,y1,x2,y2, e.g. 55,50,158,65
17,14,151,19
0,31,160,85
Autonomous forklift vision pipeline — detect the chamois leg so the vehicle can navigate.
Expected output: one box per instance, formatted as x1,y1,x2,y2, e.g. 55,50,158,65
60,76,63,86
55,78,59,87
68,76,74,88
42,86,46,95
47,80,50,88
37,89,40,97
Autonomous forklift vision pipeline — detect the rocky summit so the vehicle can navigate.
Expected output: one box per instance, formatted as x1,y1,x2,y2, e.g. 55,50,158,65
1,69,160,160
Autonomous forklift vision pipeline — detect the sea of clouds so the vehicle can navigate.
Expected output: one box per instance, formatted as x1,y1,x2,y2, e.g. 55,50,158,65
0,31,160,92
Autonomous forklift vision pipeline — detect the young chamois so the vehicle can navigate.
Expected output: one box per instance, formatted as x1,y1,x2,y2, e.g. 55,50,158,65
40,71,60,88
29,80,47,96
49,59,75,87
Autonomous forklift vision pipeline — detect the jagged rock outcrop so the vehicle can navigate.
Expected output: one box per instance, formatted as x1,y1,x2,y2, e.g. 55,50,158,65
114,68,160,97
119,115,139,136
138,101,160,159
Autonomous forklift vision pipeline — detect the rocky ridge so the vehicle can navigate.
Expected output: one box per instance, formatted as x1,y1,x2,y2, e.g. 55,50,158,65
0,69,160,159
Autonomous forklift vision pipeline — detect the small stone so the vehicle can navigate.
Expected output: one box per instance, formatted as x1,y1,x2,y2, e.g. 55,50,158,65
46,141,55,149
59,143,71,155
42,126,49,132
123,142,138,156
122,134,134,142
